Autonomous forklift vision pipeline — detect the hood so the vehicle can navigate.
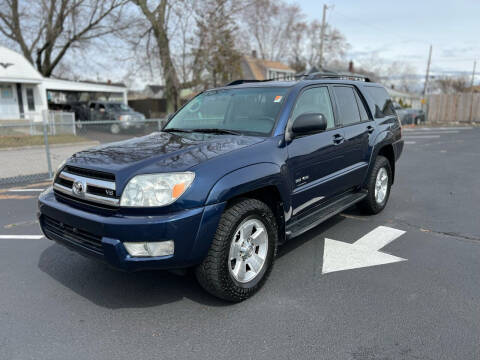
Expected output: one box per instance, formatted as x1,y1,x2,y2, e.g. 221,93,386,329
67,131,265,176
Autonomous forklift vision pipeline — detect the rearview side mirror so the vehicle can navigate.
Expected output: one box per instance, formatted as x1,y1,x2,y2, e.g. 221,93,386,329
292,113,328,136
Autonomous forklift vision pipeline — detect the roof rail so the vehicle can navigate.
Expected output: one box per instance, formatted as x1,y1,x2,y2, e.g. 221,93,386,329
303,72,371,82
225,79,274,86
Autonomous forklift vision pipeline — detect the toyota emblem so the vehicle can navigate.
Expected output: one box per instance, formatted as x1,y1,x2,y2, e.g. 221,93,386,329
72,180,85,196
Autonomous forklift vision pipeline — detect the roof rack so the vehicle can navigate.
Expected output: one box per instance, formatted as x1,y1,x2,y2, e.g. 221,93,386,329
303,71,371,82
225,79,274,86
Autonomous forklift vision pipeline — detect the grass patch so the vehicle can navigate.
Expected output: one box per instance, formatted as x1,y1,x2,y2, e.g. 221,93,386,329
0,134,90,148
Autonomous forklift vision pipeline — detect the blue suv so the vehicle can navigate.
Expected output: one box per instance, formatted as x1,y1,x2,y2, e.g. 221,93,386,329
38,74,403,302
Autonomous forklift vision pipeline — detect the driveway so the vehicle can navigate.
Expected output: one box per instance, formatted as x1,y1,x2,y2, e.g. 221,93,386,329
0,126,479,360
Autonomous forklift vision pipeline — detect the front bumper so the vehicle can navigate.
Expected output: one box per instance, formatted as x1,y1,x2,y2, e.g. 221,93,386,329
38,188,225,271
120,120,145,130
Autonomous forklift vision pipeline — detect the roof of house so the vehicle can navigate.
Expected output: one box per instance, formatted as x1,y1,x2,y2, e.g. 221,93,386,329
147,85,165,94
241,55,295,81
0,46,43,83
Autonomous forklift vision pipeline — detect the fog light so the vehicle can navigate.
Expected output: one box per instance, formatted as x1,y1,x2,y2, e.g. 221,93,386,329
124,241,174,257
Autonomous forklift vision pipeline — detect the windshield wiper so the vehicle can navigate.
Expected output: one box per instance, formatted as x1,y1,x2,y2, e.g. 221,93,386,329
162,128,194,133
190,128,241,136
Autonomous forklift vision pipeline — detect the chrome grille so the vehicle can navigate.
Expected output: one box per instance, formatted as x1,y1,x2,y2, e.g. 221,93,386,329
53,168,119,207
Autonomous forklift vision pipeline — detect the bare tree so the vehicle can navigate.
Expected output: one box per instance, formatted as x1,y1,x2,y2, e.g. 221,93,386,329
304,21,349,70
192,0,243,88
433,76,469,94
287,21,308,73
0,0,128,76
132,0,185,113
241,0,304,62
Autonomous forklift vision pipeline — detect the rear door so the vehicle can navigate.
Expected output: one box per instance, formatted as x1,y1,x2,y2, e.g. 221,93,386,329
331,85,373,189
286,86,347,217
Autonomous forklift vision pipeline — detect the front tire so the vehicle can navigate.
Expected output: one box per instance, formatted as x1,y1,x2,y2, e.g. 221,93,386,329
110,123,121,134
195,198,278,302
358,155,392,214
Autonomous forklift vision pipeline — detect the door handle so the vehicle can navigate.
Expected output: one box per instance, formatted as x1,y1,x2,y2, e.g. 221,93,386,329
366,125,375,134
332,133,344,145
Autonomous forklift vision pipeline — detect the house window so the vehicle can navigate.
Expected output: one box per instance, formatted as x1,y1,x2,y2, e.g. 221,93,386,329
26,88,35,111
1,85,13,98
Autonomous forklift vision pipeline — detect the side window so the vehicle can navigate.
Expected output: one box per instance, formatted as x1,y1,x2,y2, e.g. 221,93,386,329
365,86,395,118
291,87,335,130
354,91,370,122
333,86,361,126
1,85,13,98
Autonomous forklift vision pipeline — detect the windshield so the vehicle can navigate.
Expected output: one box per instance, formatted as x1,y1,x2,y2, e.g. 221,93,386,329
106,103,131,112
165,87,289,136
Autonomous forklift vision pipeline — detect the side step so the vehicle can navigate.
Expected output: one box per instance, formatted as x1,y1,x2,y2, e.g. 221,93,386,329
285,191,367,240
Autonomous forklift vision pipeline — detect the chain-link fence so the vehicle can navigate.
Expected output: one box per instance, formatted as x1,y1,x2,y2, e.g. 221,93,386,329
0,111,167,185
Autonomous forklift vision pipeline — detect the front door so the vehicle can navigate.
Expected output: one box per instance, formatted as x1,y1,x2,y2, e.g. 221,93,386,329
23,86,37,121
0,83,19,119
286,86,347,218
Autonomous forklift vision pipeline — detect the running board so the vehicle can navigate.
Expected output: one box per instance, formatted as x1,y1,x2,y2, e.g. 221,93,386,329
285,191,367,240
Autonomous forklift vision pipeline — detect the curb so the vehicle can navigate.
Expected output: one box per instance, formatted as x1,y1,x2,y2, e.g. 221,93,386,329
0,141,99,152
0,173,51,186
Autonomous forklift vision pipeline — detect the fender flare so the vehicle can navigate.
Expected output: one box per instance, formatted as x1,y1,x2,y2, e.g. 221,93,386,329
363,130,395,186
205,162,290,212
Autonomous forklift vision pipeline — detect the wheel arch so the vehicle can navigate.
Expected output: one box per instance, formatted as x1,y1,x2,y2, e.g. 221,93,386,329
205,163,289,241
377,144,395,183
364,132,397,187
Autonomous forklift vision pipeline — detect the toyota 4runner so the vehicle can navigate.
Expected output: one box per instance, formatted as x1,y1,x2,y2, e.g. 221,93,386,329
38,74,403,302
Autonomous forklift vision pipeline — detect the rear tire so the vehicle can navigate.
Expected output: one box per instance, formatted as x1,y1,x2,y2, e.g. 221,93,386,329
358,155,392,214
195,198,278,302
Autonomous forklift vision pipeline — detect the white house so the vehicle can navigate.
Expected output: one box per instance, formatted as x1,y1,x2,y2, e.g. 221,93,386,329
0,46,127,121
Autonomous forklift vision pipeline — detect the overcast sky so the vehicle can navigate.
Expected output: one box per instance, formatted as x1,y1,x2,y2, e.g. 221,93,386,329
288,0,479,78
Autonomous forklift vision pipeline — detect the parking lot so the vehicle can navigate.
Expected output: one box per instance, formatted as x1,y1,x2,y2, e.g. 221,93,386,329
0,126,479,360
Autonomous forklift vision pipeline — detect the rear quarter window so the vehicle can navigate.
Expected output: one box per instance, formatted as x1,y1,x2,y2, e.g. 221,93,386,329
365,86,395,118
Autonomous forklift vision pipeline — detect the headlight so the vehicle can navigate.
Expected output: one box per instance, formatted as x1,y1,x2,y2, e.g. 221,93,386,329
120,172,195,207
119,115,130,121
53,159,67,180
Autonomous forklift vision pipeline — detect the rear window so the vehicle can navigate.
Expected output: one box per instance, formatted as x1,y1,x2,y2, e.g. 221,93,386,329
365,86,395,118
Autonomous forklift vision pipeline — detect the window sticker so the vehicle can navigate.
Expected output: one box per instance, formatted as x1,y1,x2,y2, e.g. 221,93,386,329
274,95,283,103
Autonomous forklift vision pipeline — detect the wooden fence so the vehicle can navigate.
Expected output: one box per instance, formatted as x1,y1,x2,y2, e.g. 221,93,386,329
427,93,480,124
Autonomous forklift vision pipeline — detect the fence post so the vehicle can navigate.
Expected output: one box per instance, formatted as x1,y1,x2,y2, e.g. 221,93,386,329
71,112,76,136
42,110,53,178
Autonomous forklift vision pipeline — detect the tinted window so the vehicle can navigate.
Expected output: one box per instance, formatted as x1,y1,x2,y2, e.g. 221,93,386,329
333,86,361,126
291,87,335,129
354,91,369,121
366,86,395,117
166,87,289,136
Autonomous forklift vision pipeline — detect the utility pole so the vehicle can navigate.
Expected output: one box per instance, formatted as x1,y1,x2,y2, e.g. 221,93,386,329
422,45,433,119
423,45,433,97
468,60,476,123
318,4,328,70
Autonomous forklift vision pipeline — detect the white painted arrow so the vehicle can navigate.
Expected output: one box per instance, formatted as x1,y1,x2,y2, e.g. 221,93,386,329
322,226,406,274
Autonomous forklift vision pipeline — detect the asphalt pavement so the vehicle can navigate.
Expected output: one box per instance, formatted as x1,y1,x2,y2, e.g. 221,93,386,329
0,126,479,360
